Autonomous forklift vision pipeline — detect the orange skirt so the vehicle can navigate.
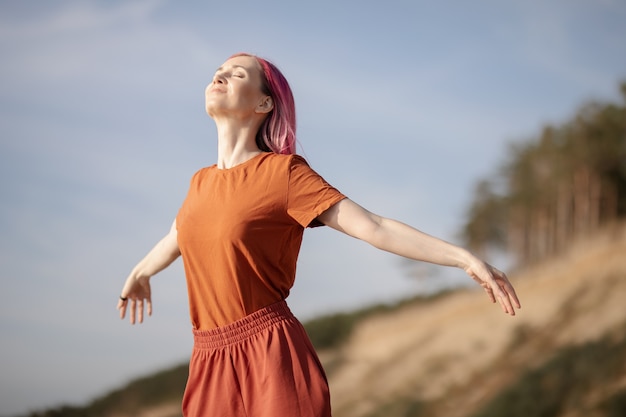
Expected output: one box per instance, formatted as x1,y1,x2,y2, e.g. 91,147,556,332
182,300,331,417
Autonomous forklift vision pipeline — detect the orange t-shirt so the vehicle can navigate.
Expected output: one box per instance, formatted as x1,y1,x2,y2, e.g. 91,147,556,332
176,153,346,330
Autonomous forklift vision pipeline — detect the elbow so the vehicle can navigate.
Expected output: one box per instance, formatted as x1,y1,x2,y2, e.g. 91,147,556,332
357,215,386,247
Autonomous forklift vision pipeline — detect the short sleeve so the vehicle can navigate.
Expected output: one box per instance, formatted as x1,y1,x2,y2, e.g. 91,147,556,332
176,168,205,231
287,155,346,228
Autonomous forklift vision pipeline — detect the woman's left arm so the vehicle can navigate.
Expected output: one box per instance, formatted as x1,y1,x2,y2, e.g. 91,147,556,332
317,198,521,316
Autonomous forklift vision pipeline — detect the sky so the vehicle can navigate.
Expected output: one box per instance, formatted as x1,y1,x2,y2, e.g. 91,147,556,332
0,0,624,415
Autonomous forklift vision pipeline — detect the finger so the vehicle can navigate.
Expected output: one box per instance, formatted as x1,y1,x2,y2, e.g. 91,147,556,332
147,298,153,317
496,289,516,316
118,300,127,319
495,276,521,311
479,281,495,303
130,299,136,325
137,299,144,324
503,281,522,309
493,291,510,315
498,271,522,308
491,271,519,315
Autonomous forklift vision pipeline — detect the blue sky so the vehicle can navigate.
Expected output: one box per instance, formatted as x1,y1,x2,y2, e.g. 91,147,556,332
1,0,624,415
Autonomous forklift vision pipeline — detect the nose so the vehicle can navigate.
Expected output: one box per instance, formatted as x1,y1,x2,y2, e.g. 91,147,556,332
213,71,226,85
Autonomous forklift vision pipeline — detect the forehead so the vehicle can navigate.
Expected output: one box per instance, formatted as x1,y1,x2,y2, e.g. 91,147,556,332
218,55,262,73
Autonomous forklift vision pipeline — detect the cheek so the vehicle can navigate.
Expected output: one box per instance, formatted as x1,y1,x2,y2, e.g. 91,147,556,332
238,84,265,105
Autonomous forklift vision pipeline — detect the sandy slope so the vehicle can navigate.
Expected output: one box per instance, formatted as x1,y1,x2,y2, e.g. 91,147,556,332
324,224,626,417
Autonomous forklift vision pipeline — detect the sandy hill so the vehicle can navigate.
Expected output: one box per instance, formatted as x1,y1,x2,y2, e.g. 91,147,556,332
21,223,626,417
324,222,626,417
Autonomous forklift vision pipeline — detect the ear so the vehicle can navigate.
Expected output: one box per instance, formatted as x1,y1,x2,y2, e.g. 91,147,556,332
256,95,274,114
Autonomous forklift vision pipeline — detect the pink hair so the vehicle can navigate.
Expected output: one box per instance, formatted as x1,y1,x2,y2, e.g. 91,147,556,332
230,53,297,155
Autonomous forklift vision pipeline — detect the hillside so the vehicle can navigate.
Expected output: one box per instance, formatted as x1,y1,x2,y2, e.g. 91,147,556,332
20,223,626,417
325,222,626,417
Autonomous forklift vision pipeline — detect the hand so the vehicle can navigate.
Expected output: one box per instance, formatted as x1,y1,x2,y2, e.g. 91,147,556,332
117,275,152,324
464,259,521,316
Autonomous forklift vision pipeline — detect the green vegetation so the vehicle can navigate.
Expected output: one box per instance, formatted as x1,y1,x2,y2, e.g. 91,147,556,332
463,82,626,263
471,331,626,417
303,291,452,350
19,364,188,417
600,389,626,417
87,364,188,414
363,397,426,417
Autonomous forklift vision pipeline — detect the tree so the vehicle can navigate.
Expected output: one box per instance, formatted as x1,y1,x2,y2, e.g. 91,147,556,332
462,82,626,265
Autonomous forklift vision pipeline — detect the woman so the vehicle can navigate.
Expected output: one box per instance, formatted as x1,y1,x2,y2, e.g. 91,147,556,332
117,53,521,417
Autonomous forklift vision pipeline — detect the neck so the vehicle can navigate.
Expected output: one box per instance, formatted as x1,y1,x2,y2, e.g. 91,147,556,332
214,119,263,169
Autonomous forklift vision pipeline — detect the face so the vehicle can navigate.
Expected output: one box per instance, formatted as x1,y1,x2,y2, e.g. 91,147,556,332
205,55,272,119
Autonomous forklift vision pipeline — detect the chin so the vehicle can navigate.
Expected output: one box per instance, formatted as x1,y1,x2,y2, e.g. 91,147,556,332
205,103,218,118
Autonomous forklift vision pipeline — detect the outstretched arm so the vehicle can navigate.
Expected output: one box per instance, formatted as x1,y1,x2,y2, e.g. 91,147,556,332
317,198,521,315
117,219,181,324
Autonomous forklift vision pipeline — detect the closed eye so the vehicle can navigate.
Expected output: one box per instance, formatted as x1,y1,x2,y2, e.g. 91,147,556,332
212,64,248,80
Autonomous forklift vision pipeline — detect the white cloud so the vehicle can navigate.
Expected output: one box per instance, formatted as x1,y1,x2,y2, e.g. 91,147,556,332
0,0,215,100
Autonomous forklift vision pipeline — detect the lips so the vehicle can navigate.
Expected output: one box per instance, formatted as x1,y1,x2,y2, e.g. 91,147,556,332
209,85,226,94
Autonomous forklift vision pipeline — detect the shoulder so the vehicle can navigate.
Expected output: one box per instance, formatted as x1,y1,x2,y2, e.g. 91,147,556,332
290,154,309,166
189,165,216,183
258,152,311,170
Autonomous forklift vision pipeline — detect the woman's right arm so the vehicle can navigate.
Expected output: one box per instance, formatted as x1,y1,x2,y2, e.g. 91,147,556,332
117,219,181,324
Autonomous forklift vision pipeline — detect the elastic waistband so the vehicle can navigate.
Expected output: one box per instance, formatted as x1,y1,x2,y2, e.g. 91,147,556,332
192,300,294,349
